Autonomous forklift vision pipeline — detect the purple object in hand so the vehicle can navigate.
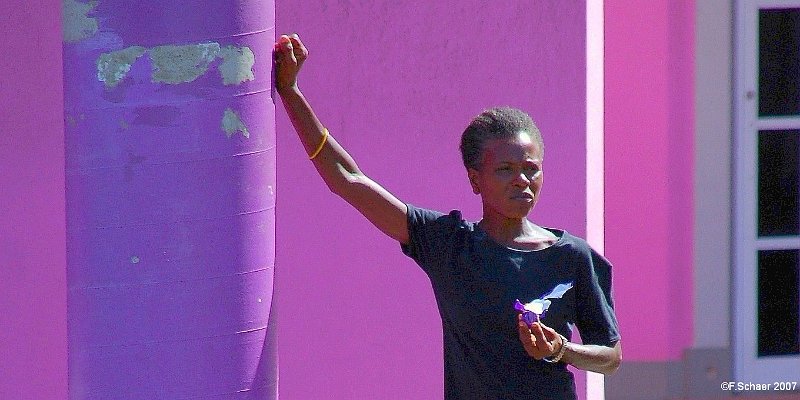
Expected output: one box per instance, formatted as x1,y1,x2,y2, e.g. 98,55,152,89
514,299,538,327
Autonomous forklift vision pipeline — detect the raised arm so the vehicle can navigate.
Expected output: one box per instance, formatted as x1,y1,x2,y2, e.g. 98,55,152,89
274,34,409,244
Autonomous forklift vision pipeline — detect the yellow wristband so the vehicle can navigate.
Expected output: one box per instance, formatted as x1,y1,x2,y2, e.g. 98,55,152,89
309,128,329,160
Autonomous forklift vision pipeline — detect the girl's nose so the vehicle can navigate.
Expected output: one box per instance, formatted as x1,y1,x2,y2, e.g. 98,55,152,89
511,171,531,187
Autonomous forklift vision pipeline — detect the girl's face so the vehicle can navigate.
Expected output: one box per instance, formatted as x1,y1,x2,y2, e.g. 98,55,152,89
468,131,543,220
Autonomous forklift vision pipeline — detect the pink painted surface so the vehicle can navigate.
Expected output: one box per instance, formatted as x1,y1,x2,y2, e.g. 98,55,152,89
0,1,597,398
275,2,590,398
0,0,68,399
605,0,695,361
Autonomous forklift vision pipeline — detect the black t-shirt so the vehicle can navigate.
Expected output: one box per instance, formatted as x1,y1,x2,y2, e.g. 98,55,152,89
401,204,620,400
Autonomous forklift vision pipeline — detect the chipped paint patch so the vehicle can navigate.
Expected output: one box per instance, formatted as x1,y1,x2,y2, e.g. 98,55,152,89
93,42,256,88
97,46,147,88
63,0,98,43
218,46,255,85
130,256,140,264
150,43,220,84
222,108,249,139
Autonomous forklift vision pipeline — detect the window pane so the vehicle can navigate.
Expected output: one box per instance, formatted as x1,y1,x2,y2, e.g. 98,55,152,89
759,8,800,116
758,130,800,236
758,250,800,357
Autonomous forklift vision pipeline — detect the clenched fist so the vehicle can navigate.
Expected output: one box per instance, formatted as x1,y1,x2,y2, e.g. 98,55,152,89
273,33,308,93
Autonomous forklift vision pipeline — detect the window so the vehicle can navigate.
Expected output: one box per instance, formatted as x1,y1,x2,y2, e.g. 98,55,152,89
734,0,800,384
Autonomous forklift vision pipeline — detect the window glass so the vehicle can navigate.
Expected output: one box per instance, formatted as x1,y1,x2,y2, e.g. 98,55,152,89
759,9,800,116
758,250,800,357
758,130,799,236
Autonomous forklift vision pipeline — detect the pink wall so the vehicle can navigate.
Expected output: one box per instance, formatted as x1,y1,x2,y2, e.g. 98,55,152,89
605,0,695,361
0,1,599,398
275,2,589,398
0,0,68,398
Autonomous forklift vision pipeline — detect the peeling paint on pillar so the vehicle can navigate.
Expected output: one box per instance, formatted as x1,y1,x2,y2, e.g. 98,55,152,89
63,0,276,398
62,0,98,42
97,46,146,88
219,46,256,86
222,108,249,139
94,43,256,88
150,43,220,84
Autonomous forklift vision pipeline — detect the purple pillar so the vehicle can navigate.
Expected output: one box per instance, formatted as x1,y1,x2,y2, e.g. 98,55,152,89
63,1,276,398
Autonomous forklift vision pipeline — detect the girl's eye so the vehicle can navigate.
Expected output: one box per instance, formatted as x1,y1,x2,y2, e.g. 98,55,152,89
524,166,540,175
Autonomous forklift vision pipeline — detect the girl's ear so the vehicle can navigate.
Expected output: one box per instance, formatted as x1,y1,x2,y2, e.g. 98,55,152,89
467,168,480,195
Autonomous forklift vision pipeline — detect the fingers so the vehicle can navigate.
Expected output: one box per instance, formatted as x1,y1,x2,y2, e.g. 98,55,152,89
518,315,535,344
531,322,558,359
273,35,296,65
288,33,308,64
538,322,560,342
517,317,562,360
517,315,537,357
288,34,303,50
531,323,554,354
274,34,305,55
273,35,300,91
280,35,297,63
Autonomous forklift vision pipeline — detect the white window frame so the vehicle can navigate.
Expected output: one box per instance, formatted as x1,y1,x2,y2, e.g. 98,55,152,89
734,0,800,384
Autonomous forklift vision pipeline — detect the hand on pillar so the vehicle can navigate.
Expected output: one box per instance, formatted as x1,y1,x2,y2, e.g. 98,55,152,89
274,34,308,94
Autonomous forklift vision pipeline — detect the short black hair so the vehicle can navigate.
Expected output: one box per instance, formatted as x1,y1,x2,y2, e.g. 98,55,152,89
459,107,543,171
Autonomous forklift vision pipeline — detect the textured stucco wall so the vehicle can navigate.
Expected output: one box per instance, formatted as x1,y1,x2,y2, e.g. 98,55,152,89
605,0,695,361
0,0,68,399
275,2,589,398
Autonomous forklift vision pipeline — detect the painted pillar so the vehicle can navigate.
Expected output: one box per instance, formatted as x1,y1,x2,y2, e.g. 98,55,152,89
62,1,276,398
605,0,694,363
585,1,605,398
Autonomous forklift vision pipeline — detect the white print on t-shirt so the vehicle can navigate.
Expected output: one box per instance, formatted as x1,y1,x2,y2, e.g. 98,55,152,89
521,281,574,318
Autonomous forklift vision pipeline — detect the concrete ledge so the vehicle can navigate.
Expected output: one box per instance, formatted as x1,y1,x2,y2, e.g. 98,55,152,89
683,347,732,398
605,360,683,400
605,347,730,399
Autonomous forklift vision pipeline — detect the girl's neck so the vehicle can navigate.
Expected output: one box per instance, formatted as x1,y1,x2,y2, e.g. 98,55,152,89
477,214,535,243
478,210,558,251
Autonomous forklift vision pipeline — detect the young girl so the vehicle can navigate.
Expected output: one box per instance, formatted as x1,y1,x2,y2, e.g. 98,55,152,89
274,33,621,400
